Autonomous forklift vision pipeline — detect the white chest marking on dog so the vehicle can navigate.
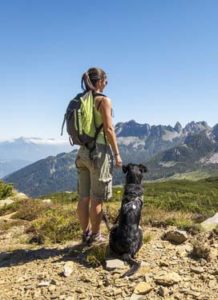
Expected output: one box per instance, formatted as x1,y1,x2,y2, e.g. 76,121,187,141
132,204,136,209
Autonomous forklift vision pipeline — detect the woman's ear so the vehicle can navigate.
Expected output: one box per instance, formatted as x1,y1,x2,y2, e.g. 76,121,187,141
122,165,128,173
139,164,148,173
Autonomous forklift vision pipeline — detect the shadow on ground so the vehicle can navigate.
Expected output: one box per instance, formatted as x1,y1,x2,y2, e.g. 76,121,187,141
0,244,112,268
0,243,96,269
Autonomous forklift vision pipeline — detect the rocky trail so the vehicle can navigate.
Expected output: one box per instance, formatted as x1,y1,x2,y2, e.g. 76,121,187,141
0,215,217,300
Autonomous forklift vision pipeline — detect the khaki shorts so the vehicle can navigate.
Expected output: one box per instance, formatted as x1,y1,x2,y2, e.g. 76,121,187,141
75,144,113,202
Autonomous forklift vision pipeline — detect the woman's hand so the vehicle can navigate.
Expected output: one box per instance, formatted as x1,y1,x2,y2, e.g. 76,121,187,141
115,154,122,168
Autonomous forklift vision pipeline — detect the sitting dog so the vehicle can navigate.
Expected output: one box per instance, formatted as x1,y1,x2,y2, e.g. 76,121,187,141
109,163,147,277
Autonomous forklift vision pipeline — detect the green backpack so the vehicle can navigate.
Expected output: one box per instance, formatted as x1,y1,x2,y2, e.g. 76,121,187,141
61,91,104,149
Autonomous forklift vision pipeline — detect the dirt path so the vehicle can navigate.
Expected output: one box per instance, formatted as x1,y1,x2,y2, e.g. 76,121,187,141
0,221,217,300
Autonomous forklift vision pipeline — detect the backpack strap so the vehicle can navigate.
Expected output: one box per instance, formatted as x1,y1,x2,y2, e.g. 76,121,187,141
84,92,107,158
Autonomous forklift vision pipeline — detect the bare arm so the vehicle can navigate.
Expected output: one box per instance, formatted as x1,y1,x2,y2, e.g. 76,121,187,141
99,97,122,167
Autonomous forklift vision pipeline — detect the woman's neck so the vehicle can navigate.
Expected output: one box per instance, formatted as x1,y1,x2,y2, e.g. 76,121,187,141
95,88,103,93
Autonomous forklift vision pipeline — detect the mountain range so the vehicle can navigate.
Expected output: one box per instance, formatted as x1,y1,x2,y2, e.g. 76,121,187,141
3,121,218,197
0,137,72,178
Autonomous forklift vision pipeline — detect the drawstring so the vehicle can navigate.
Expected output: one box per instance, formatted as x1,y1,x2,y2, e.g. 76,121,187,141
61,114,66,136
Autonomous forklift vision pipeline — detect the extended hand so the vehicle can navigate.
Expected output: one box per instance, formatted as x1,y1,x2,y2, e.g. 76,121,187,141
115,154,122,168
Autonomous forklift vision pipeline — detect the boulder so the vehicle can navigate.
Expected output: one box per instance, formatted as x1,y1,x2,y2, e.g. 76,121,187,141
0,198,14,207
134,282,153,295
105,259,126,271
201,213,218,231
63,261,74,277
162,230,188,244
155,272,181,286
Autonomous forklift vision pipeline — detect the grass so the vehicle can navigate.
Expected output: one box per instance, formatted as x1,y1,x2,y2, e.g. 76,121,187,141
143,178,218,215
12,199,51,221
27,204,80,244
1,177,218,245
0,219,28,231
39,191,79,204
0,201,21,216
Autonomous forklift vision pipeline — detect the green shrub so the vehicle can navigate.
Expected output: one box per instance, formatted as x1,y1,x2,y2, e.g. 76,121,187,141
0,201,21,216
0,181,13,200
28,205,80,244
12,199,51,221
84,243,109,267
143,233,152,243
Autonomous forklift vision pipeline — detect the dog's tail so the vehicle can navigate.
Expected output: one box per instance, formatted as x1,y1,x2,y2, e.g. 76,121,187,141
121,254,141,277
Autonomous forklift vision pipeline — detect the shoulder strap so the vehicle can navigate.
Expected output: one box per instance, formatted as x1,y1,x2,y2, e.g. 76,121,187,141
93,92,106,111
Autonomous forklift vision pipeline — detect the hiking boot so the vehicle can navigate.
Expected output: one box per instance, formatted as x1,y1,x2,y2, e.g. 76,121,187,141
82,229,92,245
89,232,106,244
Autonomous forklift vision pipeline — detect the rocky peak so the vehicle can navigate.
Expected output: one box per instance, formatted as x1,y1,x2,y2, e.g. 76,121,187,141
150,125,166,137
174,122,182,133
115,120,151,137
212,124,218,141
183,121,210,135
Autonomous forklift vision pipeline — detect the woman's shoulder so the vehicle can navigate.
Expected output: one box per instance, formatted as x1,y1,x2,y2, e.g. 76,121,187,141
94,93,111,110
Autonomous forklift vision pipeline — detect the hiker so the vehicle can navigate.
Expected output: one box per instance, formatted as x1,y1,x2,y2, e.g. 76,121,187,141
75,67,122,244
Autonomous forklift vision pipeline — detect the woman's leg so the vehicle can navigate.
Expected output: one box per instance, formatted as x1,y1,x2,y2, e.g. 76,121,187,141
90,198,103,234
77,197,90,233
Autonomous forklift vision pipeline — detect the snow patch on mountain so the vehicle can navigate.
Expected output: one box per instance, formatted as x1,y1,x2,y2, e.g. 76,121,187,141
117,136,145,147
162,130,181,141
159,161,177,167
201,153,218,165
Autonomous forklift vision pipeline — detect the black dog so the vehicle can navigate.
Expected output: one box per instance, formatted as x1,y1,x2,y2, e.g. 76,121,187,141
108,163,147,277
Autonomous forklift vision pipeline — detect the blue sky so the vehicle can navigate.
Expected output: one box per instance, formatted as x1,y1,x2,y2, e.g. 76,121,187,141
0,0,218,139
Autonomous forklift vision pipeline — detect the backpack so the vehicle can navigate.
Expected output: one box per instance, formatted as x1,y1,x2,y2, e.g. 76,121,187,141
61,91,105,149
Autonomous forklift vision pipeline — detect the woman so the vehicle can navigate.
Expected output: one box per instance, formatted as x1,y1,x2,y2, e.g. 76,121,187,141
76,67,122,244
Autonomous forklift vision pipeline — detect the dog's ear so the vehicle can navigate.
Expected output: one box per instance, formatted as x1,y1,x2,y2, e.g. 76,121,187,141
122,165,129,173
139,164,148,173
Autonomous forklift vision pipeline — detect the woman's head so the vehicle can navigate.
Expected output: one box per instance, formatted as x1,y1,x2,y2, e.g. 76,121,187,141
81,67,107,92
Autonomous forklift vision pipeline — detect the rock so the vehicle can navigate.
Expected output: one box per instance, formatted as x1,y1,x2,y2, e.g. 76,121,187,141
0,198,14,207
113,288,122,296
162,230,188,244
190,266,204,274
191,241,210,260
37,280,51,287
14,192,29,200
159,260,169,267
134,282,153,295
130,293,148,300
105,258,126,270
201,213,218,231
63,261,74,277
75,287,84,294
208,280,217,289
155,272,181,286
41,199,52,204
48,285,56,292
157,286,168,297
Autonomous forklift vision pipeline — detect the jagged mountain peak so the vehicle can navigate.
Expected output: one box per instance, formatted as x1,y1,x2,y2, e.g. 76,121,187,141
115,120,151,137
184,121,210,134
174,122,182,133
212,124,218,141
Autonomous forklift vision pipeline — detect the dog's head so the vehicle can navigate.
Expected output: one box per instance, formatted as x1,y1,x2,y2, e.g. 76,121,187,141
122,163,147,185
